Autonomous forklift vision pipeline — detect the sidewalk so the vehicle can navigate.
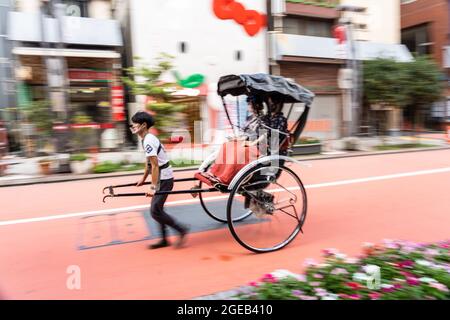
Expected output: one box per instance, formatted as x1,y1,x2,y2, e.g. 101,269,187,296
1,136,448,187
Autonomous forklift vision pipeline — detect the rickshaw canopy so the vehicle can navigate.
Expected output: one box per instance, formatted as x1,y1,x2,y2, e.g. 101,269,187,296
217,73,315,105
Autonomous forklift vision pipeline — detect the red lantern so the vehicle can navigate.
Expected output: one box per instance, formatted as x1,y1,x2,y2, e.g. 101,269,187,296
333,25,347,44
243,10,263,37
231,1,246,25
213,0,236,20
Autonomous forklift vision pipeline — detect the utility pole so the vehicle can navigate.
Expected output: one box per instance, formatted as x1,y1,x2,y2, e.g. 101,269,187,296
336,4,366,137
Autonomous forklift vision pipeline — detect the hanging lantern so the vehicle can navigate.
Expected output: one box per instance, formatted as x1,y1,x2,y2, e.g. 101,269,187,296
333,25,347,44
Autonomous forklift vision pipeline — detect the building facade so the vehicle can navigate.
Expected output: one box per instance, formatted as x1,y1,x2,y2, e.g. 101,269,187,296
270,0,412,139
115,0,268,145
7,0,124,153
401,0,450,129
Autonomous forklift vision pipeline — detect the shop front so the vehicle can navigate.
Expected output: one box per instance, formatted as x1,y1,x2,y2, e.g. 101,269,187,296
14,49,125,152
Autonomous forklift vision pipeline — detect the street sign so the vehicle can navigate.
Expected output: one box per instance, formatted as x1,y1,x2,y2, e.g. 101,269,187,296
111,85,125,122
338,68,353,89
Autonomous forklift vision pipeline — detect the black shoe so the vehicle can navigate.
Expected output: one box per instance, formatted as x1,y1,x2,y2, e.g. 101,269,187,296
149,239,170,250
174,226,189,249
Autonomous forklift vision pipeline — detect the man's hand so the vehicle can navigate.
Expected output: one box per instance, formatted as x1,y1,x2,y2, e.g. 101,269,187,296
136,179,145,187
145,185,157,197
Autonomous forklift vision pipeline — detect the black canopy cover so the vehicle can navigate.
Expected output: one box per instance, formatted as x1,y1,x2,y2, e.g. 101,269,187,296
217,73,315,105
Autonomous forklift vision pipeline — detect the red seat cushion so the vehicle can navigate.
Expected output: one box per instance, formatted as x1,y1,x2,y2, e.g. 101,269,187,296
209,141,259,185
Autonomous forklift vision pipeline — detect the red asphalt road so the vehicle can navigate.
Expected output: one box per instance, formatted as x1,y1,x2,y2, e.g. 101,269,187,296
0,149,449,299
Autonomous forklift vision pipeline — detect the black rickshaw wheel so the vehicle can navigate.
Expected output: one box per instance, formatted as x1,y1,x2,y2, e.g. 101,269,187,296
227,164,307,253
199,181,253,224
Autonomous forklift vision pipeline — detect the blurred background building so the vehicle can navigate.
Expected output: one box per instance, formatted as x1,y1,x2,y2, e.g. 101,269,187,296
269,0,412,139
1,0,447,159
114,0,268,145
401,0,450,130
7,0,124,154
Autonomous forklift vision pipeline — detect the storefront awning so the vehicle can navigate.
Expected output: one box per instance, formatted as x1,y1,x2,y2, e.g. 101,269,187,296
12,47,120,59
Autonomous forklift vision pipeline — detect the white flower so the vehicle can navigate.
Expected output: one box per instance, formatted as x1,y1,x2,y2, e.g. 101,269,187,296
363,242,375,248
322,293,339,300
381,284,394,289
419,277,437,283
335,253,347,260
416,260,433,267
345,258,360,264
362,265,379,274
429,282,449,292
353,273,369,282
271,269,301,280
425,248,439,256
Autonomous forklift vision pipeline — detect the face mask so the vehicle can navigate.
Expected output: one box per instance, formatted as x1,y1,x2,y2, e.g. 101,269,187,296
130,123,145,135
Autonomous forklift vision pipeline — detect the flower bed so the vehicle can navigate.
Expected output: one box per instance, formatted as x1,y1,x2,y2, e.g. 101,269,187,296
234,240,450,300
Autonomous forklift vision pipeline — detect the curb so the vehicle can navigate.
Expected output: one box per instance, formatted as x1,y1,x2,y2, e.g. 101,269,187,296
1,146,449,188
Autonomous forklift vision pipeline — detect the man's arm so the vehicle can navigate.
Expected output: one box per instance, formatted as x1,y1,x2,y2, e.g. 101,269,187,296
137,159,150,186
148,156,159,188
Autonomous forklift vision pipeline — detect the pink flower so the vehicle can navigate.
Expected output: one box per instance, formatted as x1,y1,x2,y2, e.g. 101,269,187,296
304,258,318,267
400,271,414,278
310,282,321,287
300,295,318,300
313,274,324,279
248,281,259,287
429,282,449,293
322,248,338,257
406,277,420,286
397,260,414,269
381,286,395,293
292,290,304,297
331,268,348,275
261,274,277,283
339,293,351,299
349,294,361,300
393,283,403,289
369,293,382,300
346,282,362,290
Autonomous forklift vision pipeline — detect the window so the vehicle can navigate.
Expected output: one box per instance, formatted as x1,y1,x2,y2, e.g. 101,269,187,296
283,16,333,38
235,50,243,61
401,24,432,56
179,41,187,53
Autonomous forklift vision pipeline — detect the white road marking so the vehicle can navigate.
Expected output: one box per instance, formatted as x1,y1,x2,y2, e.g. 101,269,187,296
1,167,449,227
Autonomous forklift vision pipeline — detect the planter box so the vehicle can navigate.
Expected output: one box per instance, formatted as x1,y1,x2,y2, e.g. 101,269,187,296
291,143,322,156
70,159,93,175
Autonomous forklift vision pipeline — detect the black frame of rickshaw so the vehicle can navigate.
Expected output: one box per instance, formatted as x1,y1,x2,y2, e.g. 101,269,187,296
102,74,314,203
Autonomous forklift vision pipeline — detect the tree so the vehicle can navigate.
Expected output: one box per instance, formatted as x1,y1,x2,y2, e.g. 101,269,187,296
401,56,444,134
363,58,408,108
363,57,444,136
122,53,186,139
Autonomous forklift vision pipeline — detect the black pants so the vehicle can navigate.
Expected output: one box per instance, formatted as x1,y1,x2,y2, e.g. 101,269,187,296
150,178,184,239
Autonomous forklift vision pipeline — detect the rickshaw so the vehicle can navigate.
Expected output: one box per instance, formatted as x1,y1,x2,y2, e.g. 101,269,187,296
103,73,315,253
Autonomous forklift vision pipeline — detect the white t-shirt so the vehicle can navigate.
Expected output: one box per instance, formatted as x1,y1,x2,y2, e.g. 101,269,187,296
142,133,173,180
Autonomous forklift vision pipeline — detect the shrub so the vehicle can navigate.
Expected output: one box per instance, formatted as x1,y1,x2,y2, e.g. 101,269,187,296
93,161,122,174
70,154,88,162
233,239,450,300
297,137,320,145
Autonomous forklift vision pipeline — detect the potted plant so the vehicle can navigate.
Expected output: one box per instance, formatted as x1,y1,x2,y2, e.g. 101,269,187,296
38,157,52,175
291,137,322,156
69,153,92,175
